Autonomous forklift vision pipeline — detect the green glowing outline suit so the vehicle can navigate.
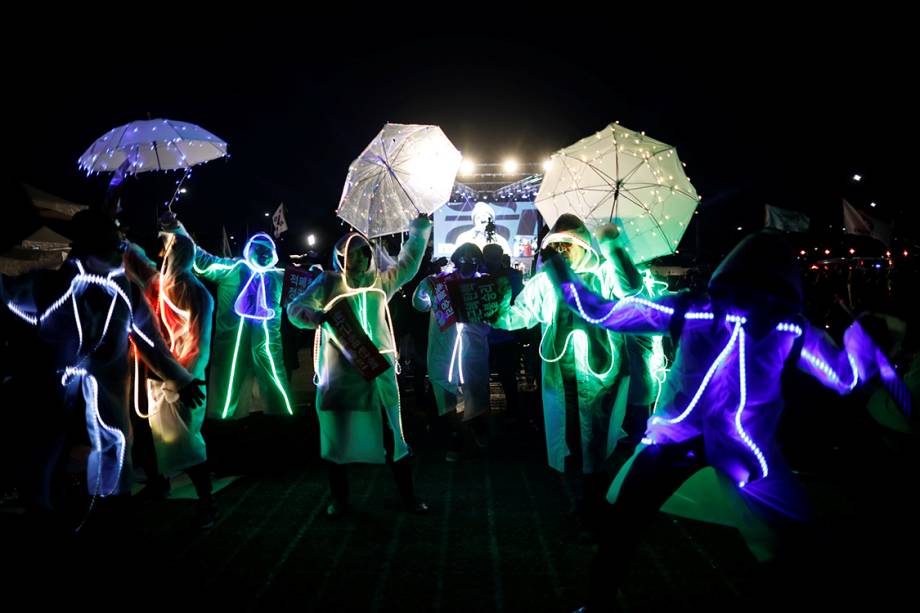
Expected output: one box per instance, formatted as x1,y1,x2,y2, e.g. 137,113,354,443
175,224,293,420
493,216,642,474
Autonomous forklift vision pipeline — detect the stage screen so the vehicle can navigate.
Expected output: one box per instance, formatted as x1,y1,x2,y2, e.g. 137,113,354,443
433,201,541,267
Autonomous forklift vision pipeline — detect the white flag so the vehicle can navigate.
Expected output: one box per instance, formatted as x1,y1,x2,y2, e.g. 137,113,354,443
843,199,890,246
221,226,232,257
764,204,810,233
272,202,288,238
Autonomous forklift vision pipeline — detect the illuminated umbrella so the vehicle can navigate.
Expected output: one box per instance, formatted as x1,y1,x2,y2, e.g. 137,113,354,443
536,122,699,264
336,123,462,238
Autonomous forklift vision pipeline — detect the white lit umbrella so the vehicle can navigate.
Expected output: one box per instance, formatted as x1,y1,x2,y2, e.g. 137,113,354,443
536,122,699,264
336,123,462,238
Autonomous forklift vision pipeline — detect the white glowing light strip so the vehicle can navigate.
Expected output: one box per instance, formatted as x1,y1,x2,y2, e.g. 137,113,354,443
132,346,148,418
540,232,593,253
98,294,119,351
448,323,465,385
733,329,769,484
775,322,803,336
312,328,323,387
567,284,675,326
131,323,155,347
622,296,676,315
38,287,75,323
61,367,125,496
6,301,38,325
652,321,742,426
684,311,715,320
801,349,859,392
72,293,83,353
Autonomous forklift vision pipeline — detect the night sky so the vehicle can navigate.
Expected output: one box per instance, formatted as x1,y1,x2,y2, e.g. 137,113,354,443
8,25,912,265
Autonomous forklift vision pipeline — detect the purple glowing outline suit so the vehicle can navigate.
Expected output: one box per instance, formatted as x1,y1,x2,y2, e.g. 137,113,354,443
545,253,907,520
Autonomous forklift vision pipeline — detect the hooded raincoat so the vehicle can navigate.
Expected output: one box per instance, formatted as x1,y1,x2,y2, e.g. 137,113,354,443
286,217,432,464
492,215,642,473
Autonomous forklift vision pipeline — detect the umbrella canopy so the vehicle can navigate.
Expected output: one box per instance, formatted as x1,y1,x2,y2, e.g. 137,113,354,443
536,122,699,264
336,123,461,238
78,118,228,175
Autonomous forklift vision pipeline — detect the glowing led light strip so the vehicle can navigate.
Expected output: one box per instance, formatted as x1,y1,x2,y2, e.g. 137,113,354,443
734,328,769,485
801,349,859,393
448,323,466,385
193,259,243,275
263,320,293,415
62,367,125,496
652,321,743,426
221,318,247,419
567,284,675,326
326,235,407,429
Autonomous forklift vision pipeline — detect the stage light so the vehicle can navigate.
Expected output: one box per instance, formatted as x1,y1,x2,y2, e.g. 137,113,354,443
460,159,476,176
503,159,519,174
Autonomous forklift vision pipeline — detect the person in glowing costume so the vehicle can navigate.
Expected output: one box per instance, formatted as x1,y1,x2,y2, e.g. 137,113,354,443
169,218,293,420
544,230,911,611
286,216,432,518
124,222,217,526
0,210,204,507
412,243,491,460
490,214,642,537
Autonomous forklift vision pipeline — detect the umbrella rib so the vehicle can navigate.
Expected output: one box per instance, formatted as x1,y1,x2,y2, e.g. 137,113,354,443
584,190,617,219
379,133,419,214
618,189,675,254
163,119,188,167
152,139,163,171
617,188,652,214
622,183,698,202
113,125,129,154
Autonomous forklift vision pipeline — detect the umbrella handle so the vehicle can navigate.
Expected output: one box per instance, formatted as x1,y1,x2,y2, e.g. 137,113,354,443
165,168,191,212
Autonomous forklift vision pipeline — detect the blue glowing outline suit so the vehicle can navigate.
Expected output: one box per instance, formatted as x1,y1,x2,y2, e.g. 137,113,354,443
175,224,293,420
2,257,193,496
